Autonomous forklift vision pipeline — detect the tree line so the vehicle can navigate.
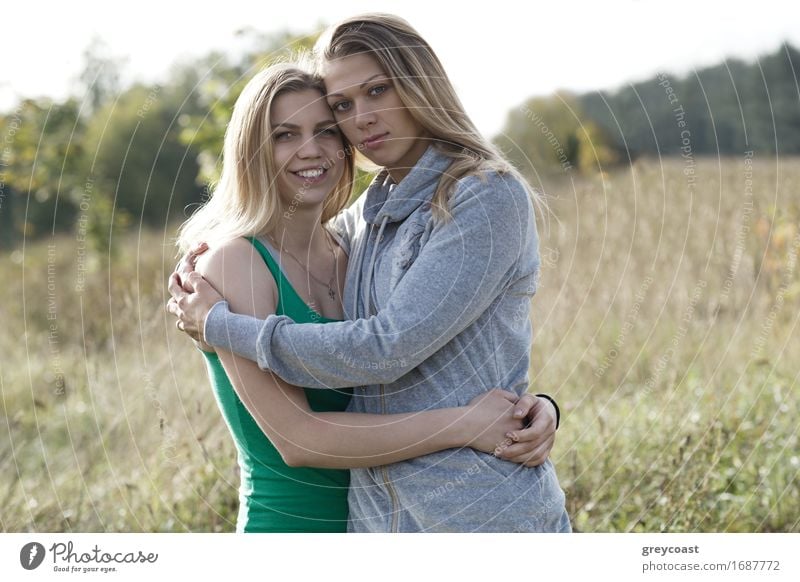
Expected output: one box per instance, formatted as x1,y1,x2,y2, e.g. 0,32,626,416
1,37,797,250
496,43,799,174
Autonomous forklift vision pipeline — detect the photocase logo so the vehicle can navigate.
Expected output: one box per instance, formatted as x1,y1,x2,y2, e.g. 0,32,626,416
20,542,46,570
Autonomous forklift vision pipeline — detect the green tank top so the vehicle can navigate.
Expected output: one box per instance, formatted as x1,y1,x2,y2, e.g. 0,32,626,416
201,236,351,533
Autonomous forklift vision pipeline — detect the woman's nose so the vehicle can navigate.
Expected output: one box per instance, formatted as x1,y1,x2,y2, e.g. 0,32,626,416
353,105,377,130
296,136,323,159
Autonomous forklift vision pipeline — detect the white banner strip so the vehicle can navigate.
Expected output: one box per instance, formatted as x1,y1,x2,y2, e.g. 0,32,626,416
1,533,798,581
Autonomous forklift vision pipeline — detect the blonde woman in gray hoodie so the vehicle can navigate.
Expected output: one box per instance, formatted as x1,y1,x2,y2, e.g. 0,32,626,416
168,14,569,532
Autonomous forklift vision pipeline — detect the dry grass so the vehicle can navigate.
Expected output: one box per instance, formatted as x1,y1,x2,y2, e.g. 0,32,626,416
532,155,799,532
2,155,798,532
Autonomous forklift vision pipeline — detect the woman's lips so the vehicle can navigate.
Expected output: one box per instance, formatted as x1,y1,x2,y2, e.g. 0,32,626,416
291,167,328,184
361,133,389,149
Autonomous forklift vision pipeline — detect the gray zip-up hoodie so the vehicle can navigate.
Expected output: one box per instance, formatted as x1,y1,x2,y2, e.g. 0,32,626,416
204,145,570,532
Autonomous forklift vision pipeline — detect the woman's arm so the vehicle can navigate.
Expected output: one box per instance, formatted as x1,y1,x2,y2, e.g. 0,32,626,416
196,238,525,469
204,172,537,388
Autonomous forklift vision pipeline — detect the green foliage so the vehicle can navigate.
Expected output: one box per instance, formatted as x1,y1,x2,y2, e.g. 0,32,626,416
1,28,321,250
495,92,619,176
81,84,202,228
0,98,86,241
579,43,800,156
352,168,376,202
495,43,800,176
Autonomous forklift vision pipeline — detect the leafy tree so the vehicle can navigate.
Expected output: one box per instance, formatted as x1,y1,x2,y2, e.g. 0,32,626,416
81,82,204,234
0,98,86,243
577,43,800,157
495,92,619,176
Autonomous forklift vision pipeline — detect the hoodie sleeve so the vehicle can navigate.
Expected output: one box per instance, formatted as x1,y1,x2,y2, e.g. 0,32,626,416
205,172,538,388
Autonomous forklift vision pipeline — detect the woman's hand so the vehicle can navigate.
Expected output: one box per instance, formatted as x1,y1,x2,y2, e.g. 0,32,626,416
165,242,222,343
496,394,558,467
173,241,209,289
462,389,526,455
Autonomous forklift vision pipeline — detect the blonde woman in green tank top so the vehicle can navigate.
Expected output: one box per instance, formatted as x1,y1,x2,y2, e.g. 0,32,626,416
171,64,552,532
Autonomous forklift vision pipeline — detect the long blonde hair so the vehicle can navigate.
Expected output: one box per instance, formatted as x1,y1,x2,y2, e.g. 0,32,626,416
314,13,539,219
177,63,355,253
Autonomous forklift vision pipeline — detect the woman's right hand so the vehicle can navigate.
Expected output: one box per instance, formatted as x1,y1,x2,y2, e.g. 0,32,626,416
462,389,526,455
172,241,209,291
166,241,217,343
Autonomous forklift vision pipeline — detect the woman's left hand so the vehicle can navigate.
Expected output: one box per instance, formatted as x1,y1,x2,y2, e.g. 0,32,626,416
495,394,558,467
166,270,224,344
462,390,527,454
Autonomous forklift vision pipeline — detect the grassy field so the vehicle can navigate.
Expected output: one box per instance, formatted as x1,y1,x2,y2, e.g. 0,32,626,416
2,155,798,532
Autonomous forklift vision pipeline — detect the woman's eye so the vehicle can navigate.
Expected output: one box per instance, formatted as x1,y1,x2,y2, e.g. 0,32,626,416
368,85,387,97
274,131,293,141
318,127,340,137
331,101,351,113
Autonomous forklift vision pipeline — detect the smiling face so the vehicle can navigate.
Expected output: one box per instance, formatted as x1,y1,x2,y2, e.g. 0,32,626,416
323,53,429,182
270,89,346,211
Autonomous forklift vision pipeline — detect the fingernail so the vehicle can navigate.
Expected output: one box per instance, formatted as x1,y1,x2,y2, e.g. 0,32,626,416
514,408,524,416
494,448,502,457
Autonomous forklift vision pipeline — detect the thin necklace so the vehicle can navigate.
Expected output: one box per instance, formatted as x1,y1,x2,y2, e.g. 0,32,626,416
267,229,339,302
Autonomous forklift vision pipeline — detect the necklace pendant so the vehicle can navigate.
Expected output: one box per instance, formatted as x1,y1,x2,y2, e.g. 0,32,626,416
328,287,336,301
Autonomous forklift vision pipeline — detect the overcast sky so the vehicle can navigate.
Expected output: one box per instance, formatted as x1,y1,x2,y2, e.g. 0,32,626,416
2,0,798,135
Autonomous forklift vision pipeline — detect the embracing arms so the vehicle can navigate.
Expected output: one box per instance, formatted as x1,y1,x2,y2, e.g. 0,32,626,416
169,176,559,465
190,238,533,469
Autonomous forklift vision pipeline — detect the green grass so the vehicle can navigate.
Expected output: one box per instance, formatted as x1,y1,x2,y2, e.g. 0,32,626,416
2,156,798,532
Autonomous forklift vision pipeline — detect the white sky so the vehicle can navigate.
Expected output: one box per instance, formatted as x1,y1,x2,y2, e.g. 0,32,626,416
2,0,798,136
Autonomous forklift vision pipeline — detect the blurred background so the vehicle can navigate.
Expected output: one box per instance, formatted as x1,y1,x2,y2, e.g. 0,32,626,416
1,0,798,532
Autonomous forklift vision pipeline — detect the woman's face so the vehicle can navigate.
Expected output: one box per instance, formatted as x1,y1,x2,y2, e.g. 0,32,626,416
270,89,345,209
323,53,429,181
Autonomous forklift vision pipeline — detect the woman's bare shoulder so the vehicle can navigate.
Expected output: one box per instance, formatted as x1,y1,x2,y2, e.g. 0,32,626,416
195,237,277,318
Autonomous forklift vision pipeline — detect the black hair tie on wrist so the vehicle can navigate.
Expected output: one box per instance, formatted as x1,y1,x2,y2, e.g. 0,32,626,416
535,393,561,430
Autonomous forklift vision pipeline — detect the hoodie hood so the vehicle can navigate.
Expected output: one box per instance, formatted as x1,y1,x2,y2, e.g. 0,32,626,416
362,145,453,225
